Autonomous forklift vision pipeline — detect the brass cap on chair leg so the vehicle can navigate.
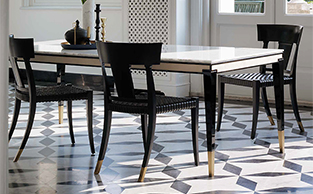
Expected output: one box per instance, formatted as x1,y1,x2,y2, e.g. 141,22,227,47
58,106,64,124
138,167,147,182
298,121,305,132
268,116,275,125
13,149,23,162
94,160,103,175
278,131,285,154
207,151,215,177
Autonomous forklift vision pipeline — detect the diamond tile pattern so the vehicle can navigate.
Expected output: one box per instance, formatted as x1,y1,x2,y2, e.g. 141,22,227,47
39,137,55,146
38,147,55,157
8,85,313,193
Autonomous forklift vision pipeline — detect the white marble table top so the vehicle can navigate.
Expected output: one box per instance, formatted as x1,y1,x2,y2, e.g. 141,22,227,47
34,40,283,65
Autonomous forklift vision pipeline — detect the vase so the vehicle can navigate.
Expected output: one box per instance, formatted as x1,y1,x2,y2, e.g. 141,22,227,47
82,0,95,40
64,20,88,45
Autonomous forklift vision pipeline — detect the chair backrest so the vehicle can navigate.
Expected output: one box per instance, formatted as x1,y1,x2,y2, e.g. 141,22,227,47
257,24,303,75
96,42,162,102
9,34,35,94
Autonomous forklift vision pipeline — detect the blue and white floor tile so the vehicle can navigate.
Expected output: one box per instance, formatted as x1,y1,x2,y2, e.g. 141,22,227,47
8,85,313,193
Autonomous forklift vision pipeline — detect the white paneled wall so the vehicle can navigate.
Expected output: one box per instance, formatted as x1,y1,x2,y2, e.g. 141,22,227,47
0,0,8,193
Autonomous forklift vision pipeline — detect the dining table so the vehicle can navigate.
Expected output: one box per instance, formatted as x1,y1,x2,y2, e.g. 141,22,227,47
30,40,285,177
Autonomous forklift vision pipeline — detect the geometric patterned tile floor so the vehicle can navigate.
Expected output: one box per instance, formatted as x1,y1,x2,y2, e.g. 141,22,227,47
8,85,313,194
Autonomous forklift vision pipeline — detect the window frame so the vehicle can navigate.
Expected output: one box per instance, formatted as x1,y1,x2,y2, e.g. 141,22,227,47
218,0,266,15
22,0,122,10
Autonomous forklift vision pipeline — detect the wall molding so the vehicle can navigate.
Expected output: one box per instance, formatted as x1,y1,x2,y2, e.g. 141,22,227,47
22,0,122,10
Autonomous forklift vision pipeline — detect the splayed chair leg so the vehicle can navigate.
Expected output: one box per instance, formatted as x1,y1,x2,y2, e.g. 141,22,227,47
94,160,103,174
208,151,215,177
58,104,64,124
138,167,147,182
278,130,285,153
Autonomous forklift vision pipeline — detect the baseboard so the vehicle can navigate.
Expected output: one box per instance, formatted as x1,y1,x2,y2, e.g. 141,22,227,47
190,92,313,109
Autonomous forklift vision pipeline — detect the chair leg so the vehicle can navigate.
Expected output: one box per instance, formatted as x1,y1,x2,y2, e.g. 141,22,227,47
217,80,225,132
290,82,304,132
261,87,275,125
141,114,148,152
87,92,95,154
191,98,199,166
67,100,75,144
8,99,21,142
138,112,156,182
94,109,112,174
251,82,260,139
13,100,36,162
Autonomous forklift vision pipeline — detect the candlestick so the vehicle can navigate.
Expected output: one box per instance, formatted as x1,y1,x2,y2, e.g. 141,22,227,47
95,4,101,41
87,26,90,38
101,17,107,42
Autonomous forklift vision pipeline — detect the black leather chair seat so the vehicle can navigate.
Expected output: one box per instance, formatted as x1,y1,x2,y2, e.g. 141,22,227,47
220,72,293,87
109,95,198,114
15,85,91,102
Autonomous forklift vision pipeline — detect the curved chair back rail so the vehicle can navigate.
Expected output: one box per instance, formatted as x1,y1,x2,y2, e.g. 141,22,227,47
96,42,162,101
257,24,303,75
9,35,36,95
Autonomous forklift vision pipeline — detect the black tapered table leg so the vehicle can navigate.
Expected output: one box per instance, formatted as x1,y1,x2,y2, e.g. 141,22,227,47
203,69,217,177
272,59,284,153
57,64,65,124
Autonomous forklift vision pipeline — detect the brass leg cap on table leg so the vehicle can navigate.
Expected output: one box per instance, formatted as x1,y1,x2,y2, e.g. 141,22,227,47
138,167,147,182
278,130,285,153
268,116,275,126
13,149,23,162
298,121,305,132
94,160,103,174
58,106,64,124
208,151,215,177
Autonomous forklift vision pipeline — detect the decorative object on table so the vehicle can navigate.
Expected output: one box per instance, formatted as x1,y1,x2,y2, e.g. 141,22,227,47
64,20,88,45
82,0,95,40
95,4,101,41
101,17,107,42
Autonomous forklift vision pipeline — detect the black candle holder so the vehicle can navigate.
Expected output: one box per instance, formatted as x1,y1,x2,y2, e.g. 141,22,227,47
95,4,101,41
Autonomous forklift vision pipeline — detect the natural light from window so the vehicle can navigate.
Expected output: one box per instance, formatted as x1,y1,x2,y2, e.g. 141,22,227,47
287,0,313,14
219,0,265,14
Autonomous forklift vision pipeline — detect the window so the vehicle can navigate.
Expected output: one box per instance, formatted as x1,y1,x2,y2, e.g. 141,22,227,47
287,0,313,14
22,0,122,9
219,0,265,14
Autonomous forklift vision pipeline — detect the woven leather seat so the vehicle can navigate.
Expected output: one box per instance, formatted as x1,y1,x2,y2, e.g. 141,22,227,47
94,42,199,182
217,24,304,139
221,72,293,87
109,95,198,114
15,85,91,103
8,35,95,162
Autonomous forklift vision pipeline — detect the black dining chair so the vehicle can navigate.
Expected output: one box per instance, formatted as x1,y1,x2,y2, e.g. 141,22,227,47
94,42,199,182
8,35,95,162
217,24,304,139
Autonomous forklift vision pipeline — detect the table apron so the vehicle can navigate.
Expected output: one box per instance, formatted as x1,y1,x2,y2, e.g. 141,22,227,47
30,53,282,74
212,54,283,73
